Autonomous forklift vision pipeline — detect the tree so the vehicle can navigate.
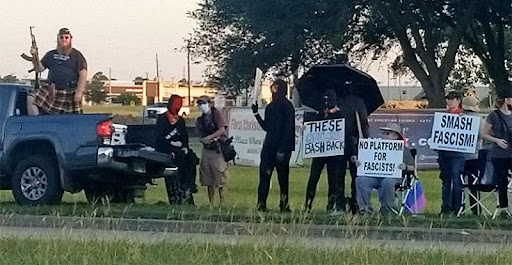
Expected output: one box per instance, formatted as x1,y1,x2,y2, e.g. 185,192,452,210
190,0,353,93
85,72,108,104
459,1,512,96
347,0,478,107
117,93,141,106
0,74,19,83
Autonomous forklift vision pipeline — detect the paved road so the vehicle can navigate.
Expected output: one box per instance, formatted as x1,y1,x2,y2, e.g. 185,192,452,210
0,226,509,253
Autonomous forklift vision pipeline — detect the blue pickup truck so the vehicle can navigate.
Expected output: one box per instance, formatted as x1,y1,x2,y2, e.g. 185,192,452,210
0,84,176,205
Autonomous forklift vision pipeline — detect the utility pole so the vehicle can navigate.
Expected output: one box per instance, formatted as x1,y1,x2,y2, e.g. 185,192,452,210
187,41,192,107
108,68,112,104
156,54,160,101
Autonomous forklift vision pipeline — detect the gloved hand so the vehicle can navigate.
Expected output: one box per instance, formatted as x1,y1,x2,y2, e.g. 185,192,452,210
170,141,183,147
251,102,259,114
276,152,285,163
181,147,189,155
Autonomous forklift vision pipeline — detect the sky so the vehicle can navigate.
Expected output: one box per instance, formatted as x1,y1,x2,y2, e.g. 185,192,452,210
0,0,411,86
0,0,203,82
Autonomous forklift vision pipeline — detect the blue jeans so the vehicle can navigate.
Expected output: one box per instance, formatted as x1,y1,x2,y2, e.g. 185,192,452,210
439,156,465,213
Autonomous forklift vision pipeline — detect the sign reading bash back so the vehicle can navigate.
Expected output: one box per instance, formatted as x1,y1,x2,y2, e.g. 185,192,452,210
302,118,345,158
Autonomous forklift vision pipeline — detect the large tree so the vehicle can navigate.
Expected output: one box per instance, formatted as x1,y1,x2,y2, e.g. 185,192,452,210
190,0,353,94
458,1,512,95
347,0,479,107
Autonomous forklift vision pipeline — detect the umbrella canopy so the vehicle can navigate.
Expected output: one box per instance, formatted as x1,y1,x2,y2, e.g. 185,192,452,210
296,64,385,113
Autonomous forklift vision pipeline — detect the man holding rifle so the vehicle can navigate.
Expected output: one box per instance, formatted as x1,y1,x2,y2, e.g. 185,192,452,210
26,27,87,115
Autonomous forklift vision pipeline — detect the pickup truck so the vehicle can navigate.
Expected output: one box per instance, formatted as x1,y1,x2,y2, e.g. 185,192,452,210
0,84,177,205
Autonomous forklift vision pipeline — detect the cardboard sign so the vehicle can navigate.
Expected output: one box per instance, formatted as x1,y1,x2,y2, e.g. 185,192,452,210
357,139,404,178
302,118,345,158
429,112,481,153
229,107,304,167
252,68,263,105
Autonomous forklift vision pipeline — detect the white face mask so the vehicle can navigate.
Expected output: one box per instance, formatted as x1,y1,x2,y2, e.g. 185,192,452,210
199,103,210,114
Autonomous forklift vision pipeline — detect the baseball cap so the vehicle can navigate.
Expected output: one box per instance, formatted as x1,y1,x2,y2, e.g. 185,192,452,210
461,96,480,112
58,28,72,36
196,95,211,105
379,123,403,135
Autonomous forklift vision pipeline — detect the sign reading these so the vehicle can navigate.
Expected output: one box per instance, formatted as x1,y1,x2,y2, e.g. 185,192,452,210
429,112,481,153
302,118,345,158
357,139,404,178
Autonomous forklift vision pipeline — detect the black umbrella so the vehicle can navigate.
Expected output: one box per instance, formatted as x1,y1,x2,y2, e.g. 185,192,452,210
296,64,384,114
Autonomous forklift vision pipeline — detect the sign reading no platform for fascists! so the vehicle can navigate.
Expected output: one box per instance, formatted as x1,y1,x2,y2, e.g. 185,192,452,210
303,118,345,158
357,139,404,178
429,112,481,153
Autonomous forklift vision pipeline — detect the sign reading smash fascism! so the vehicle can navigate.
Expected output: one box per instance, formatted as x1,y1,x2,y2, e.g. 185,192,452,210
302,118,345,158
357,139,404,178
429,112,481,153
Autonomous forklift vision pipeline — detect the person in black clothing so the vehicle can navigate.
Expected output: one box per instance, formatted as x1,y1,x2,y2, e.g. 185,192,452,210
304,89,345,215
338,86,370,213
155,95,196,205
252,79,295,212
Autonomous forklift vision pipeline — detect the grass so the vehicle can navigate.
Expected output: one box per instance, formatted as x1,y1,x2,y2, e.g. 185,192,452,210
0,165,510,230
83,105,144,117
0,237,510,264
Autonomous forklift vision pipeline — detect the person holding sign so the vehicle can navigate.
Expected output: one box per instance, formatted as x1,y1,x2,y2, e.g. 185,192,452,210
437,90,467,216
483,91,512,217
354,123,414,215
304,89,345,215
252,79,295,212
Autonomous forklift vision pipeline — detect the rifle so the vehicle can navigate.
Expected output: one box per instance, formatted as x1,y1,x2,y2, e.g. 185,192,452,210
20,26,41,89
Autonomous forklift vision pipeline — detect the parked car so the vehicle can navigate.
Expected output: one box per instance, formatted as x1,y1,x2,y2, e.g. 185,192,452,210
144,102,190,119
0,84,177,205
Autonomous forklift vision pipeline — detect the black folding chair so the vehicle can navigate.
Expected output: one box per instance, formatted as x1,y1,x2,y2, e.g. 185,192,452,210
397,148,420,216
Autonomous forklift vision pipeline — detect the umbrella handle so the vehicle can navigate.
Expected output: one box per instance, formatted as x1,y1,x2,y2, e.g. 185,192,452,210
355,111,363,139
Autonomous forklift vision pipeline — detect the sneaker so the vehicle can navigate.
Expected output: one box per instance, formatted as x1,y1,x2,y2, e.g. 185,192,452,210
329,209,345,217
257,204,267,212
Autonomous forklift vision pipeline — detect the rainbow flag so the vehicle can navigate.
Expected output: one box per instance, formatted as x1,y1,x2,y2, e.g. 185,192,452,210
405,180,426,214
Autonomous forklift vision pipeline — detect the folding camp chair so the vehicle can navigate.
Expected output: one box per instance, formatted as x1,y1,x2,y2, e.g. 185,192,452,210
397,148,422,216
457,149,499,217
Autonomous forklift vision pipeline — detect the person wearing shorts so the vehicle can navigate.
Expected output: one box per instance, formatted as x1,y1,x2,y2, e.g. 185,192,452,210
195,95,228,205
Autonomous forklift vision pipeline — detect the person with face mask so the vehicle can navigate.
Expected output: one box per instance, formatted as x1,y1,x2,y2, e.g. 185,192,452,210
27,27,87,115
155,95,195,205
251,79,295,212
438,90,466,216
195,95,229,205
304,89,345,215
483,88,512,218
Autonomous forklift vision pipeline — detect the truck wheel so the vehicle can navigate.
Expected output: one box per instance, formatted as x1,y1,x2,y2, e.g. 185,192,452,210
12,155,63,205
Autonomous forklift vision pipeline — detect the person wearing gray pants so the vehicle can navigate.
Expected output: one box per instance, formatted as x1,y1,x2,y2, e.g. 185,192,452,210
353,123,415,215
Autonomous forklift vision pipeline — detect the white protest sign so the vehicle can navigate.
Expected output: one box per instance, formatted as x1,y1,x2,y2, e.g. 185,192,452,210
429,112,481,153
229,107,304,167
302,118,345,158
252,68,263,105
357,139,404,178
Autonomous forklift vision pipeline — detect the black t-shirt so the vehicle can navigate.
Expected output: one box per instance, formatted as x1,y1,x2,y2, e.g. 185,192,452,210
486,110,512,158
41,48,87,89
154,114,189,154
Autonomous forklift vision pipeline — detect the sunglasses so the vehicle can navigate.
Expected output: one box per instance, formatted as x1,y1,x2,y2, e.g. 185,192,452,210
59,35,71,40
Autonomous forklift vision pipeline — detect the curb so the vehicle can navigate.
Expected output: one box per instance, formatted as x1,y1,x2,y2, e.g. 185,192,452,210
0,214,511,244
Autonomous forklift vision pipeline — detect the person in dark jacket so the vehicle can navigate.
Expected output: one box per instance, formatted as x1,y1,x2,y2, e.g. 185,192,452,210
304,89,345,215
155,95,195,205
252,79,295,212
337,85,370,213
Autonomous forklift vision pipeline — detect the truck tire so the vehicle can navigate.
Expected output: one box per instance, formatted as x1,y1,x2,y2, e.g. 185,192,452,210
84,186,135,204
12,155,63,205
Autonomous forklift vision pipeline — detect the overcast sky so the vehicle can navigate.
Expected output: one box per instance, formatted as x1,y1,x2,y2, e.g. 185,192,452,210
0,0,203,81
0,0,411,86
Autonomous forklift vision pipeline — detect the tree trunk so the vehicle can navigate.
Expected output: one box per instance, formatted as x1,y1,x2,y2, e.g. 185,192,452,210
422,82,446,108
